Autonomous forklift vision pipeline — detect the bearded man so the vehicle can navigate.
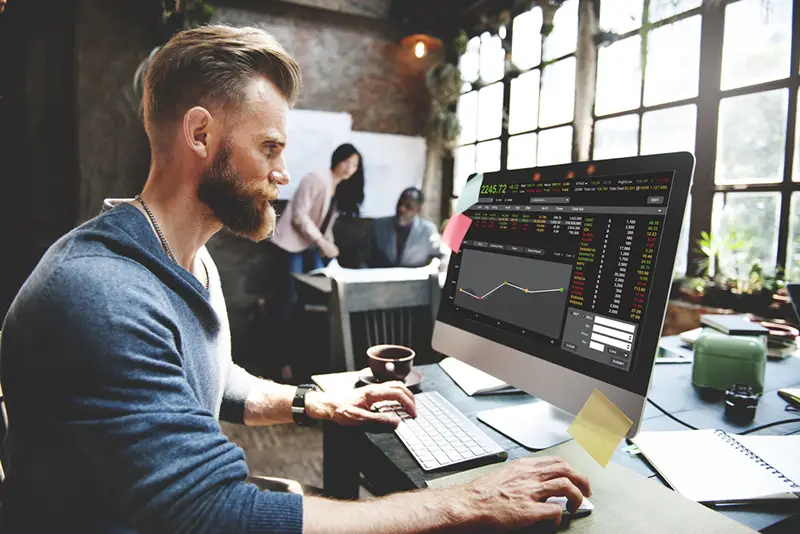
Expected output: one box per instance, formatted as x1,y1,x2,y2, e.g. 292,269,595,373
0,25,590,534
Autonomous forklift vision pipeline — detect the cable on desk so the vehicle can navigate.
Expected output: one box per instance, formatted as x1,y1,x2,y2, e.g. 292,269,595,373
737,418,800,435
646,398,698,430
648,397,800,434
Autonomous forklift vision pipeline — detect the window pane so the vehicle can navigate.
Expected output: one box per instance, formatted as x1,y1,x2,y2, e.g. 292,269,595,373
716,89,788,184
644,16,701,106
712,192,780,278
459,36,480,83
543,0,578,61
593,114,639,161
649,0,702,23
512,7,542,70
453,145,476,197
477,82,504,141
538,126,572,166
674,195,692,276
476,139,501,173
508,132,538,170
480,33,505,84
794,89,800,182
457,91,478,145
641,104,697,155
599,0,643,34
595,36,641,116
721,0,792,90
787,193,800,280
539,57,575,128
509,69,540,135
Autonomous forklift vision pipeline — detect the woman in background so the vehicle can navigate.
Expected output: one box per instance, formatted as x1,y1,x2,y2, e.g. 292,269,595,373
270,143,363,379
271,143,363,270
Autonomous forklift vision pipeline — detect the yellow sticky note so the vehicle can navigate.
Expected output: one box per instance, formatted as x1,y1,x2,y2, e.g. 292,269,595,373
567,388,633,468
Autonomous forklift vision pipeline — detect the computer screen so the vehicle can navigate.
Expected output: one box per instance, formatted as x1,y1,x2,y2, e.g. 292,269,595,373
436,154,693,399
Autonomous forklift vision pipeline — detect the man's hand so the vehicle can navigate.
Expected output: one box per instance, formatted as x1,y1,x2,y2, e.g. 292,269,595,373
316,239,339,259
305,381,417,426
462,455,592,530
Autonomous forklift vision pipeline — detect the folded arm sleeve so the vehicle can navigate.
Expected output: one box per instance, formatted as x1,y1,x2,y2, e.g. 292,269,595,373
220,363,262,424
291,174,325,244
42,258,303,534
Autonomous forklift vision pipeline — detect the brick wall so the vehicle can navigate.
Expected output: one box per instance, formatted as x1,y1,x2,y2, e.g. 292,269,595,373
213,6,430,135
76,0,162,223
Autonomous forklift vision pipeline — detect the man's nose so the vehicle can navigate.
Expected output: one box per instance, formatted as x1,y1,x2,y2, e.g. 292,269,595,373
270,169,289,186
270,157,290,186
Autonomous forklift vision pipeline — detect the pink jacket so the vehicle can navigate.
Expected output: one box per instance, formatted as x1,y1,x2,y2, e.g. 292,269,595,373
271,170,337,253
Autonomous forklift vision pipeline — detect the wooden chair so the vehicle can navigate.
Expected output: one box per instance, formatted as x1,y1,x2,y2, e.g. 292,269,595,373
330,273,442,372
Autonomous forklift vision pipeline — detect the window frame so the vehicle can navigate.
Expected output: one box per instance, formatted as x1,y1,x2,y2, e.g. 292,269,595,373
449,2,581,214
447,0,800,280
688,0,800,276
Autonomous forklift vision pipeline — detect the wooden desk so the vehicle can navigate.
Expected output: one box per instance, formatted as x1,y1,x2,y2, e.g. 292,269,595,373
314,358,800,533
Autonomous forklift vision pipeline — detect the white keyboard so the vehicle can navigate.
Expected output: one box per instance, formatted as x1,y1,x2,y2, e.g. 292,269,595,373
378,391,507,471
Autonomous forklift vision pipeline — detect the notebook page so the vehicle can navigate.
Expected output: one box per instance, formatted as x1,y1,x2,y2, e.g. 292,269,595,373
632,430,793,502
734,435,800,489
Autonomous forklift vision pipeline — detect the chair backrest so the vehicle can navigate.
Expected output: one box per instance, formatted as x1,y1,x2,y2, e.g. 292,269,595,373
330,273,441,371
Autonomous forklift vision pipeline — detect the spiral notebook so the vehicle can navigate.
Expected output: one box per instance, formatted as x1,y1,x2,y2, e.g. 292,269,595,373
631,429,800,504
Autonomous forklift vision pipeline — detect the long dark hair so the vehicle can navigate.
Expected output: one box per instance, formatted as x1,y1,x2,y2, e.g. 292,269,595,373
331,143,365,218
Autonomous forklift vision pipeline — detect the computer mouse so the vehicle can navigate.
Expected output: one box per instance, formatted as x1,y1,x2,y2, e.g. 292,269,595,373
546,496,594,518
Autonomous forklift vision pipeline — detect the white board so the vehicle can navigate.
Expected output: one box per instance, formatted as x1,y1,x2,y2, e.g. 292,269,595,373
350,131,427,218
281,109,353,199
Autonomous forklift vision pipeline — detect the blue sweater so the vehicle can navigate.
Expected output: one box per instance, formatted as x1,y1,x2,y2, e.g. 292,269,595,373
0,202,303,533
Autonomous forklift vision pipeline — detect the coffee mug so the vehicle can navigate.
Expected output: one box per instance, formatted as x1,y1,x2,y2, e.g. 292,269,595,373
367,344,415,382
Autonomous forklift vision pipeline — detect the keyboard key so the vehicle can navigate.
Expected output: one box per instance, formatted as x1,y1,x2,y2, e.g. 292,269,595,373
433,451,450,464
446,451,463,462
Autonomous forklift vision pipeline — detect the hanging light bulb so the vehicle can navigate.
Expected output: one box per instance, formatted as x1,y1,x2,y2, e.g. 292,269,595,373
414,40,427,59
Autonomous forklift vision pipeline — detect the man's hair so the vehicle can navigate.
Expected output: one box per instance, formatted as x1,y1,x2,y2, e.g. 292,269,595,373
399,187,424,205
143,25,301,147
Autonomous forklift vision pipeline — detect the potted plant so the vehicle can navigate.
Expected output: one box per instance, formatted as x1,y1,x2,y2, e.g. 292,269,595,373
664,233,793,335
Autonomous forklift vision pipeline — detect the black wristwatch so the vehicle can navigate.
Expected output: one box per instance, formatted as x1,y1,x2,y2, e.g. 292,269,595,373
292,384,319,426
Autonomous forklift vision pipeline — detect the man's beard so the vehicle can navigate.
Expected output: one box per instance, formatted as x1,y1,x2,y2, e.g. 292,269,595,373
197,143,276,242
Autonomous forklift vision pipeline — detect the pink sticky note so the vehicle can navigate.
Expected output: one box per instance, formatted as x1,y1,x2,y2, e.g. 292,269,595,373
442,214,472,254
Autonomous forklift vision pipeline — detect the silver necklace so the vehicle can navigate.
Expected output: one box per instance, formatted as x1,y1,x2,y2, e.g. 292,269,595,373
135,194,208,290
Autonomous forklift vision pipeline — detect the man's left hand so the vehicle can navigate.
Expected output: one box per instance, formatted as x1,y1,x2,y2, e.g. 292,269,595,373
305,381,417,427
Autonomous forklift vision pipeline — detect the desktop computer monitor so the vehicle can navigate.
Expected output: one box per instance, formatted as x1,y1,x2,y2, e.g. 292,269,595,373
432,152,694,448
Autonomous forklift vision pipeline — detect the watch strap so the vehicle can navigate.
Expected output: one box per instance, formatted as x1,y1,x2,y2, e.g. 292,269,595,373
292,384,317,426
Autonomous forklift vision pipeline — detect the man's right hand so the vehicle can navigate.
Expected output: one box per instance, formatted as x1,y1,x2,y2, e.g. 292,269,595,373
316,239,339,259
461,456,591,530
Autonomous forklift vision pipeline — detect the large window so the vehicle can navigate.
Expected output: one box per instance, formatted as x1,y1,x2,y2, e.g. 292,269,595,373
593,0,701,275
710,0,797,280
451,0,800,280
453,1,579,213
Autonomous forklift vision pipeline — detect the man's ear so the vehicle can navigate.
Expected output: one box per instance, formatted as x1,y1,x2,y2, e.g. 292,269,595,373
183,106,214,159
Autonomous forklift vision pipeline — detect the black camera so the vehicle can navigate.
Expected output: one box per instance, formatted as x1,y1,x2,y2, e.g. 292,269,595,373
724,383,759,423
